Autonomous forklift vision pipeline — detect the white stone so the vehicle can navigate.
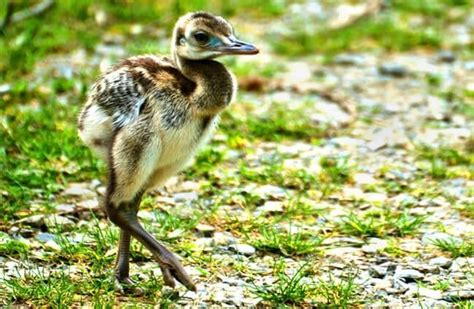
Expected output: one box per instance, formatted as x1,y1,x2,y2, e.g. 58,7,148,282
417,287,443,299
429,257,452,268
62,184,95,198
353,173,377,186
255,201,284,215
229,244,256,256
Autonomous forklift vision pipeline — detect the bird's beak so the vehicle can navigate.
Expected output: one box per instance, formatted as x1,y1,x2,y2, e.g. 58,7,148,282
218,37,259,55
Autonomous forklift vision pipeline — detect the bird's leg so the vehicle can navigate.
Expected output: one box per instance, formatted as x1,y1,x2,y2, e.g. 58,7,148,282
106,198,196,292
115,229,132,282
113,193,145,295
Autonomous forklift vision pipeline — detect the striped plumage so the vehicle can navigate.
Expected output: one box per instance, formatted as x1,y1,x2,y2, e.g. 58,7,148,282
77,12,258,293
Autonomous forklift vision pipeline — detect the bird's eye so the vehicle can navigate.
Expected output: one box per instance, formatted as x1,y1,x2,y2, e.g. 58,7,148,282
193,32,210,44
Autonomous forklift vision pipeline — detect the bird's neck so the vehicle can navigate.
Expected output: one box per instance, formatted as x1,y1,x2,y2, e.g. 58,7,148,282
174,55,235,116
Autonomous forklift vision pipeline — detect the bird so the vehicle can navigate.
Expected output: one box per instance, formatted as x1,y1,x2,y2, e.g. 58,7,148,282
77,12,258,293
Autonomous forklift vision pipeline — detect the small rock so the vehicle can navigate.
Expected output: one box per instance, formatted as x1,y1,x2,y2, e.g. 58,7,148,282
362,238,389,253
450,257,474,272
97,186,107,196
62,184,95,198
0,83,11,94
167,229,185,239
229,244,256,256
253,185,286,199
444,289,474,301
214,232,237,245
55,203,75,213
77,199,99,209
373,278,392,290
369,265,388,278
429,257,452,268
362,192,388,204
394,268,424,283
379,63,408,78
173,192,198,203
437,50,456,63
44,215,75,230
195,224,215,237
353,173,377,186
417,287,443,299
193,237,214,249
254,201,284,215
325,247,364,257
36,233,57,243
333,53,366,66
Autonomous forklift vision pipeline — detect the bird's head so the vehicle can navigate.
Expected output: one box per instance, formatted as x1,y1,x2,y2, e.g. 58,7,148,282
172,12,259,60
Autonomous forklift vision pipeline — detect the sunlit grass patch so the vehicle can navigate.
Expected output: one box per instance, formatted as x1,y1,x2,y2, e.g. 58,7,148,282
432,237,474,258
312,270,360,308
1,90,102,221
249,260,313,306
272,14,442,56
319,155,352,185
249,225,323,256
0,232,29,258
338,210,426,238
220,100,328,143
415,144,474,180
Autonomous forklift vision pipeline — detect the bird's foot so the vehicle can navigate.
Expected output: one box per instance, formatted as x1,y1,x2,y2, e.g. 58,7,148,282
158,252,197,292
115,276,144,296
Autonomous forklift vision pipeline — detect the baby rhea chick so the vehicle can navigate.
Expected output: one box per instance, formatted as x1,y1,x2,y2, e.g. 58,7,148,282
78,12,258,292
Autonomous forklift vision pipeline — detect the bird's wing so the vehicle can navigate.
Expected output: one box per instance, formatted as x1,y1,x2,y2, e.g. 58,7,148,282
91,69,146,129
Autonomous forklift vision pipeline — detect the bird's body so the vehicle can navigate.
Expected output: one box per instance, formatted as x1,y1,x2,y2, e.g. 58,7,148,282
77,12,258,293
79,55,231,202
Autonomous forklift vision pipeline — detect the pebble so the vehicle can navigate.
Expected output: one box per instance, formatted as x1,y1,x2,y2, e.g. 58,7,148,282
450,257,474,273
36,233,57,243
193,238,214,250
195,224,215,237
44,215,75,230
229,244,256,256
254,201,284,215
173,192,199,203
76,199,99,209
362,238,389,253
379,63,409,77
333,53,367,66
253,185,286,199
417,287,443,300
62,185,95,198
213,232,237,245
369,265,387,278
394,268,424,282
325,247,364,257
445,289,474,301
437,50,456,63
353,173,377,186
429,257,452,268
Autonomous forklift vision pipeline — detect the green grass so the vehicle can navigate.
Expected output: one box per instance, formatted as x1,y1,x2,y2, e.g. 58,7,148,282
250,225,323,256
0,232,29,258
0,85,102,221
415,145,474,180
250,260,360,308
272,14,442,56
313,270,360,308
249,260,313,307
220,100,327,143
338,210,426,238
0,0,285,82
432,237,474,258
319,155,352,185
